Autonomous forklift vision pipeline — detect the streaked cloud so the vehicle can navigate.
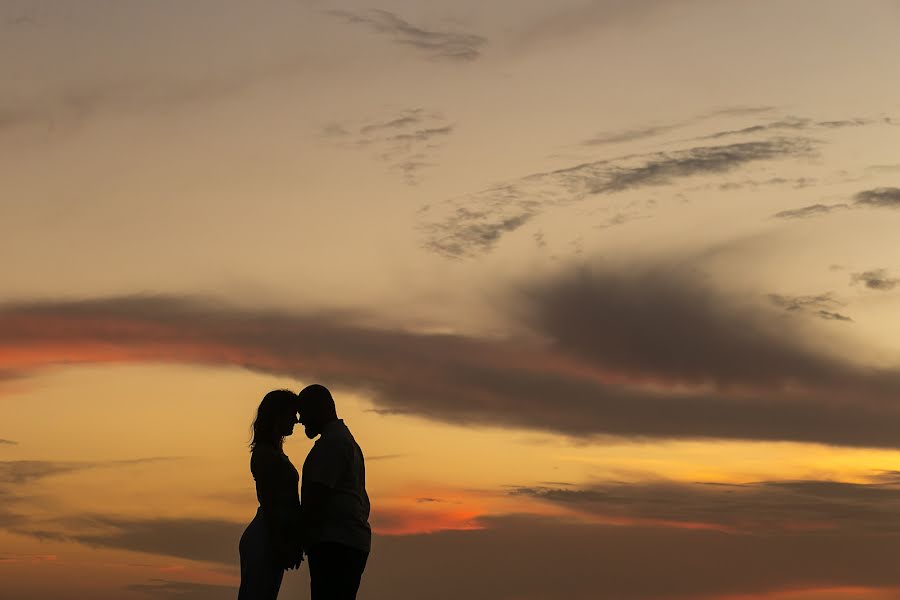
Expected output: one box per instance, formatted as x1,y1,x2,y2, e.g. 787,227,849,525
4,262,900,448
323,108,453,184
512,0,690,51
694,116,889,142
14,503,900,600
580,106,775,146
512,473,900,533
126,579,236,600
0,458,182,484
851,270,900,291
424,137,816,257
773,187,900,220
854,187,900,208
16,515,244,564
326,9,486,61
768,293,852,322
370,513,900,600
773,203,850,219
0,439,17,446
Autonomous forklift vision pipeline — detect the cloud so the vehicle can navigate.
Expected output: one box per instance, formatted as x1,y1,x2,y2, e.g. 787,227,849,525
512,0,693,52
851,270,900,291
366,454,407,461
773,187,900,220
5,263,900,449
323,108,453,184
12,497,900,600
717,176,816,191
581,106,776,146
768,294,852,322
773,203,849,219
0,457,181,484
326,9,486,61
511,474,900,533
693,116,886,142
0,439,17,446
424,137,815,257
867,164,900,173
126,579,236,600
854,187,900,208
15,515,244,564
359,109,428,135
365,513,900,600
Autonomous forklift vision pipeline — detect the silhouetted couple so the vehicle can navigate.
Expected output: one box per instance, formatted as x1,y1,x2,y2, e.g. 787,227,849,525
238,384,371,600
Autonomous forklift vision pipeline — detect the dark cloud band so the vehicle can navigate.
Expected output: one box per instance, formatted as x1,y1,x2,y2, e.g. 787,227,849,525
3,262,900,447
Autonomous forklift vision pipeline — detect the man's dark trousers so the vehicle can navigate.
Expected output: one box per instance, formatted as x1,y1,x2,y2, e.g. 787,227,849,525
307,542,369,600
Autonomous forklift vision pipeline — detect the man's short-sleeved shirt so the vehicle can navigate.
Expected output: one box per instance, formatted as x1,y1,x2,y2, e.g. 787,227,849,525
301,419,371,552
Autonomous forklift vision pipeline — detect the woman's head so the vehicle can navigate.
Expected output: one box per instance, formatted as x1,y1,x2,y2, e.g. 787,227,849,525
249,389,298,451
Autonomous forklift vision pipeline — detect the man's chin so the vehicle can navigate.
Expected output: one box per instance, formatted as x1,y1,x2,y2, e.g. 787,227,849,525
304,426,318,439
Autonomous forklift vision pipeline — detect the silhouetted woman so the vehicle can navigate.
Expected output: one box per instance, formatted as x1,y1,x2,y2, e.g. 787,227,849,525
239,389,303,600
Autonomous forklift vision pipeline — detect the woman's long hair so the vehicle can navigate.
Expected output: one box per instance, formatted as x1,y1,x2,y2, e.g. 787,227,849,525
249,389,297,451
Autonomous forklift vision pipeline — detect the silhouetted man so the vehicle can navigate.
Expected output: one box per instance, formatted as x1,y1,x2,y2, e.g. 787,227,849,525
297,384,371,600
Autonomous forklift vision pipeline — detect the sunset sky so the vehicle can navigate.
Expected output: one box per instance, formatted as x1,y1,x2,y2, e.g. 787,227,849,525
3,1,900,599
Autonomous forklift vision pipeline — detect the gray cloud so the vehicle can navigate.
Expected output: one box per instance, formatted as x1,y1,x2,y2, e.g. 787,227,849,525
0,458,181,484
854,187,900,208
582,106,776,146
324,109,452,184
694,115,890,142
386,125,453,144
367,454,407,461
0,439,17,446
867,164,900,174
768,293,852,322
126,579,236,600
512,474,900,533
424,137,815,257
851,269,900,291
5,262,900,448
359,109,427,135
717,176,815,191
773,187,900,220
369,513,900,600
326,9,486,61
512,0,693,52
773,203,850,219
14,507,900,599
15,515,244,565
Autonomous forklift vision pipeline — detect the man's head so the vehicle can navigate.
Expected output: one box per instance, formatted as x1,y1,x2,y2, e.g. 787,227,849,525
296,383,338,439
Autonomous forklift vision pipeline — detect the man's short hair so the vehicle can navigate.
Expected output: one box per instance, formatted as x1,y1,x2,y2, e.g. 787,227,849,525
298,383,336,416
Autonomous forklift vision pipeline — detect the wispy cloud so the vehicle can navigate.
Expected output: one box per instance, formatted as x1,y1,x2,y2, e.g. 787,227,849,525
4,263,900,448
773,187,900,220
512,474,900,533
768,293,852,322
423,137,816,257
773,203,850,219
15,515,244,564
512,0,690,52
0,439,17,446
851,269,900,291
373,513,900,600
581,106,775,146
126,579,236,600
0,457,182,484
693,116,889,142
855,187,900,208
326,9,487,61
323,108,453,184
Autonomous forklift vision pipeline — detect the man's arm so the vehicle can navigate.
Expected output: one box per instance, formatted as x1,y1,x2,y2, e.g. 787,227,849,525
300,480,334,543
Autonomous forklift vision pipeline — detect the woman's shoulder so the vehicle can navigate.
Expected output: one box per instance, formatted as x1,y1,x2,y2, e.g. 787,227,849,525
251,444,285,470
